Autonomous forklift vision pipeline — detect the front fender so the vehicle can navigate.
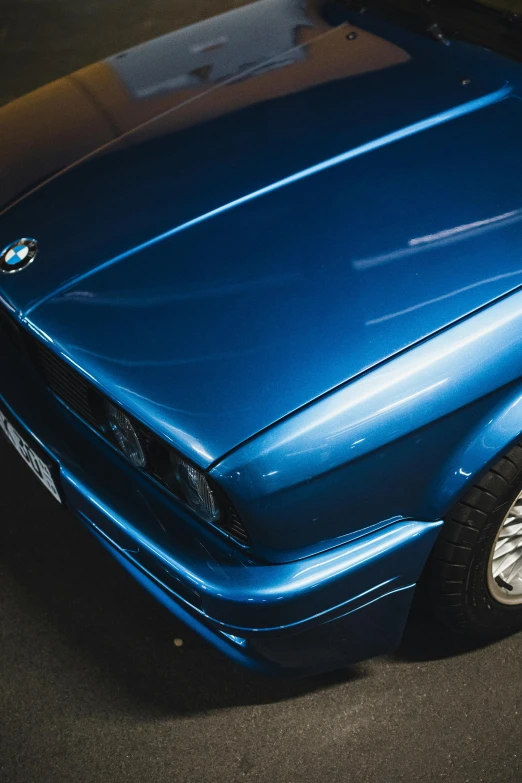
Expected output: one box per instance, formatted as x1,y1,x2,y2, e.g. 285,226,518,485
211,288,522,560
429,384,522,516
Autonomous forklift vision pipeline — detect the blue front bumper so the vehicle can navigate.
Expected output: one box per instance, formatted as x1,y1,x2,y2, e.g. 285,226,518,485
1,338,442,674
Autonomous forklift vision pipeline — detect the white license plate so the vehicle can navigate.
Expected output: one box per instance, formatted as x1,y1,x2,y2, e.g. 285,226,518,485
0,411,62,504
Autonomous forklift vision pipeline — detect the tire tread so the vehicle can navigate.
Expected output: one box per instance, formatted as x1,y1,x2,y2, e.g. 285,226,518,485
430,441,522,633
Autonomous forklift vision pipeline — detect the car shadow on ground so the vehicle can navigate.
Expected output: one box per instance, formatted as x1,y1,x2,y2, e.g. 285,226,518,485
0,461,368,716
393,587,503,663
0,447,501,717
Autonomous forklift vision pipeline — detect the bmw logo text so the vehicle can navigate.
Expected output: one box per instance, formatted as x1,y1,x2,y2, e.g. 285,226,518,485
0,238,39,274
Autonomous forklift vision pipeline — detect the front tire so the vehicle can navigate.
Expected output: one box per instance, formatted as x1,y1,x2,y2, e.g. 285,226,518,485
430,442,522,637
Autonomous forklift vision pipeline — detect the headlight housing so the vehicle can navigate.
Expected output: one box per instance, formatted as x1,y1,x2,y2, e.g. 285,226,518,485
175,457,221,524
106,402,147,469
7,326,250,546
101,400,249,545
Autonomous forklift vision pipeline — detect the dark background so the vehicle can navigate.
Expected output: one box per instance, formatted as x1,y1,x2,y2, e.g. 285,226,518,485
1,2,522,782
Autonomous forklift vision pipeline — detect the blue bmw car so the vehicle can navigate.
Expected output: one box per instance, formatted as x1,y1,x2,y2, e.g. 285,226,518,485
1,0,522,674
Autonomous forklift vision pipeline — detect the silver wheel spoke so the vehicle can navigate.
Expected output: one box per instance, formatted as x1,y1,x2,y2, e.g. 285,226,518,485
494,559,516,580
493,548,522,579
504,556,522,585
492,533,522,560
498,520,522,538
488,490,522,604
510,504,522,519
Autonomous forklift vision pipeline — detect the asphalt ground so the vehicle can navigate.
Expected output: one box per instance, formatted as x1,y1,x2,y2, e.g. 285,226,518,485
1,2,522,782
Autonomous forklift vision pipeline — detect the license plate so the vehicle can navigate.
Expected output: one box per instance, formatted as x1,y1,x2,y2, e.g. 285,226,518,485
0,410,62,504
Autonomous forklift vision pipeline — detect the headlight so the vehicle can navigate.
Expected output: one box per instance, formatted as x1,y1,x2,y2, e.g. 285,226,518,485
21,330,249,545
175,457,221,523
100,401,249,545
106,402,147,469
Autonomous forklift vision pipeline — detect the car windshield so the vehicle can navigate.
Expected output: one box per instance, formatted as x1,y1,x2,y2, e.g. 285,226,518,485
339,0,522,62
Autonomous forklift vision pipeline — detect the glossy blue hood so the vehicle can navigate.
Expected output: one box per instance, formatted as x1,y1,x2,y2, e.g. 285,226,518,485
1,1,522,466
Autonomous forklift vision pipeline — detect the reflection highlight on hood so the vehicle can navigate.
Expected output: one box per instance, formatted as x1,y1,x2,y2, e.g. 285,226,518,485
353,207,522,271
409,210,522,247
61,340,295,369
108,0,313,98
62,270,302,307
366,267,522,326
0,0,412,217
24,84,513,316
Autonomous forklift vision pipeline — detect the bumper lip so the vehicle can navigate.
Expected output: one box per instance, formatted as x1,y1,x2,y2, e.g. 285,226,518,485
88,520,419,675
88,524,285,675
63,462,441,634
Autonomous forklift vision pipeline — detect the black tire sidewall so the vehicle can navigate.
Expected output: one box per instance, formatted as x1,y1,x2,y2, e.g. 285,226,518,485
465,491,522,634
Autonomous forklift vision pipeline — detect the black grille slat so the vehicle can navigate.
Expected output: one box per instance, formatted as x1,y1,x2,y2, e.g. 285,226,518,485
35,343,99,427
40,358,90,394
48,388,97,425
41,365,92,406
47,381,90,407
47,380,91,408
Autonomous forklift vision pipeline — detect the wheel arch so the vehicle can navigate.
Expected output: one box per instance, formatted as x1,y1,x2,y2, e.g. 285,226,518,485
426,381,522,524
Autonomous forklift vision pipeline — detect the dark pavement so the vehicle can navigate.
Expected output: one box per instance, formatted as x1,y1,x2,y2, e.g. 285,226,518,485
1,2,522,782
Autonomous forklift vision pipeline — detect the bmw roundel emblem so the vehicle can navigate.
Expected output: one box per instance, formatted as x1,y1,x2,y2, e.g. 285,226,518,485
0,238,39,274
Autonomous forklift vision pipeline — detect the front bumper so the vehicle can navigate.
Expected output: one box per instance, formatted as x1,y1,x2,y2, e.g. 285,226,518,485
1,335,442,674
